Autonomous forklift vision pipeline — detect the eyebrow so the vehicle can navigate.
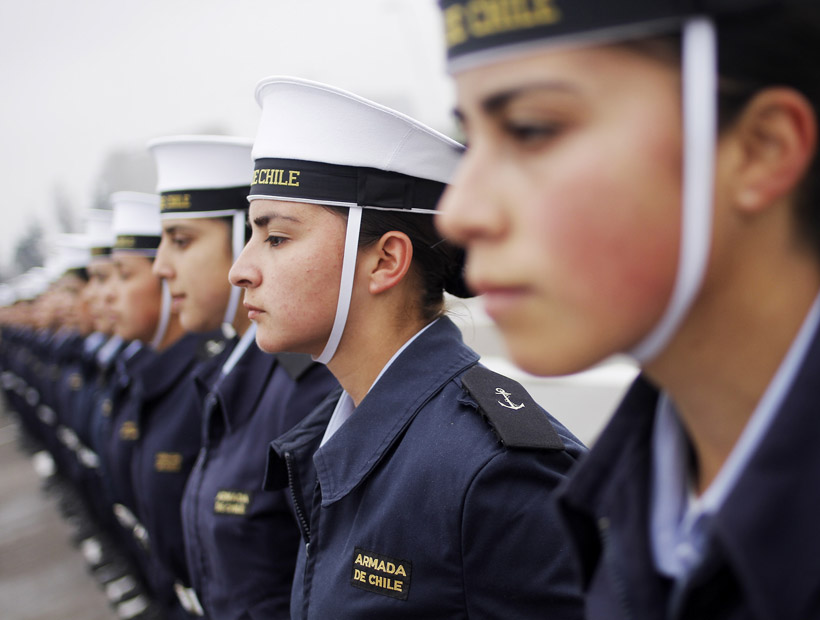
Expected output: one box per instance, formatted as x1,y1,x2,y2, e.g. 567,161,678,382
454,80,580,121
162,224,194,236
251,211,302,228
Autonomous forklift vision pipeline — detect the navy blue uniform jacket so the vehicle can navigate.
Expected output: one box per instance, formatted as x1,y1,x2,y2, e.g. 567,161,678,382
266,317,587,619
127,332,208,607
181,345,338,620
557,323,820,620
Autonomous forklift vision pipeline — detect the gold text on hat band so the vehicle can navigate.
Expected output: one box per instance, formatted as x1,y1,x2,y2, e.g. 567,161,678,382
445,0,561,48
161,193,192,211
252,168,301,187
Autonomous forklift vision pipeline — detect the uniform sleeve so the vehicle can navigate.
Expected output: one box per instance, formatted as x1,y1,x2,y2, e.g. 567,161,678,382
461,449,585,619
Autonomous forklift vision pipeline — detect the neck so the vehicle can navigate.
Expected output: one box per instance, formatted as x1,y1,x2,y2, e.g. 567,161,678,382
646,221,820,493
327,301,429,407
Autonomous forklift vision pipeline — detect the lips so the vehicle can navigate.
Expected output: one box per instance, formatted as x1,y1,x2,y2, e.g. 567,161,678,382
473,283,531,320
243,301,264,321
170,293,185,313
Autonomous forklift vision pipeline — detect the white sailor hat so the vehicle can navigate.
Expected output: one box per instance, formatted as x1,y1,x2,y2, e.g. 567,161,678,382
250,77,465,364
45,233,91,281
13,267,50,301
84,209,116,258
110,191,162,256
148,135,254,327
250,76,464,213
147,135,253,219
0,283,14,307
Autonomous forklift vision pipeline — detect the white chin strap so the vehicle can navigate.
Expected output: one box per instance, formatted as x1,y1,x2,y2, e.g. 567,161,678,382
222,211,246,327
314,206,363,364
150,279,172,349
629,17,717,364
220,322,257,377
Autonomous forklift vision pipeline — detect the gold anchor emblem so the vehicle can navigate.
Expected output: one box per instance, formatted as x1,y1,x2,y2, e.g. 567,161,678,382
495,388,525,410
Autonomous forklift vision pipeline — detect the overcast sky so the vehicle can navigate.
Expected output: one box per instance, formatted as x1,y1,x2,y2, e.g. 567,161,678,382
0,0,456,272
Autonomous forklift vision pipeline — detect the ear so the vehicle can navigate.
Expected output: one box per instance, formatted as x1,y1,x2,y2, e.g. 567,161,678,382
366,231,414,295
729,88,817,213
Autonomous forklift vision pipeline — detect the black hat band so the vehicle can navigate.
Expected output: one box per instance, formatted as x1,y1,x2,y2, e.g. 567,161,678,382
249,158,446,212
160,186,250,215
440,0,800,68
114,235,161,252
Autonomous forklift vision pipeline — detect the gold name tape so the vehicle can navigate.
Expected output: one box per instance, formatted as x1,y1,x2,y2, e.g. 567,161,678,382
119,421,139,441
351,550,411,599
154,452,183,473
69,372,83,391
445,0,561,48
161,193,191,211
116,236,137,249
252,168,301,187
213,490,251,515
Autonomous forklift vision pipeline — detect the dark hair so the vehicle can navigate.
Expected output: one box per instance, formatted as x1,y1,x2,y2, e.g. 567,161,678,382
65,267,89,282
623,7,820,252
325,207,471,322
218,215,252,243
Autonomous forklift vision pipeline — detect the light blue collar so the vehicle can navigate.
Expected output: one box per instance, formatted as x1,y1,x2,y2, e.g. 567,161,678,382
650,292,820,579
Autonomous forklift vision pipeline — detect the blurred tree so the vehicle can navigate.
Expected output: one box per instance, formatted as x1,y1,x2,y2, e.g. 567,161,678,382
91,147,158,209
53,184,78,233
13,220,45,276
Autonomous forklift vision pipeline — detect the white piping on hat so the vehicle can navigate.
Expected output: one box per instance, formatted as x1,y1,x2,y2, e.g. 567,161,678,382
247,194,438,215
630,17,717,363
314,206,363,364
150,280,172,350
159,209,242,220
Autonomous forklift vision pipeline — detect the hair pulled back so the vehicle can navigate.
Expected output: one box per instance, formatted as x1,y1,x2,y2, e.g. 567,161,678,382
625,7,820,252
326,207,471,322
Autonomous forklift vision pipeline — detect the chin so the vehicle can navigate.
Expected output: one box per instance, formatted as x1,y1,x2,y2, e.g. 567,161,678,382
504,333,598,378
182,315,219,334
255,331,315,357
254,333,281,354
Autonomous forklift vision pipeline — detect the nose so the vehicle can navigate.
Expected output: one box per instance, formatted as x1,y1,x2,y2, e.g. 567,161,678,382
103,281,116,304
153,236,175,280
229,242,260,289
435,145,507,247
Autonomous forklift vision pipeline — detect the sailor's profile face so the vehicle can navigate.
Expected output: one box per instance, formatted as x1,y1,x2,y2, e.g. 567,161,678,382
230,199,346,356
155,217,233,333
437,44,684,375
110,254,162,343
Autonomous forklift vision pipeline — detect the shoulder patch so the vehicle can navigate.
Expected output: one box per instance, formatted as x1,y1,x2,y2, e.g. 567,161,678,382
275,352,316,381
461,365,565,450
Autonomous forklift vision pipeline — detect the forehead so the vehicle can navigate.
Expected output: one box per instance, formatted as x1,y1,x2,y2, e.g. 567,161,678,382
161,217,229,234
88,257,113,269
111,253,152,269
249,199,314,223
454,43,676,111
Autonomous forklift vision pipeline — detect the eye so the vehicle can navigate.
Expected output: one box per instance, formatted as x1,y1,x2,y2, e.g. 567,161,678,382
503,121,563,145
265,235,287,248
171,235,191,249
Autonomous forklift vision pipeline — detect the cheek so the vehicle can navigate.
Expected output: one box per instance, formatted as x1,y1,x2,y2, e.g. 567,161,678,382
188,250,232,305
255,240,344,354
277,253,339,319
534,130,681,315
125,278,161,321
